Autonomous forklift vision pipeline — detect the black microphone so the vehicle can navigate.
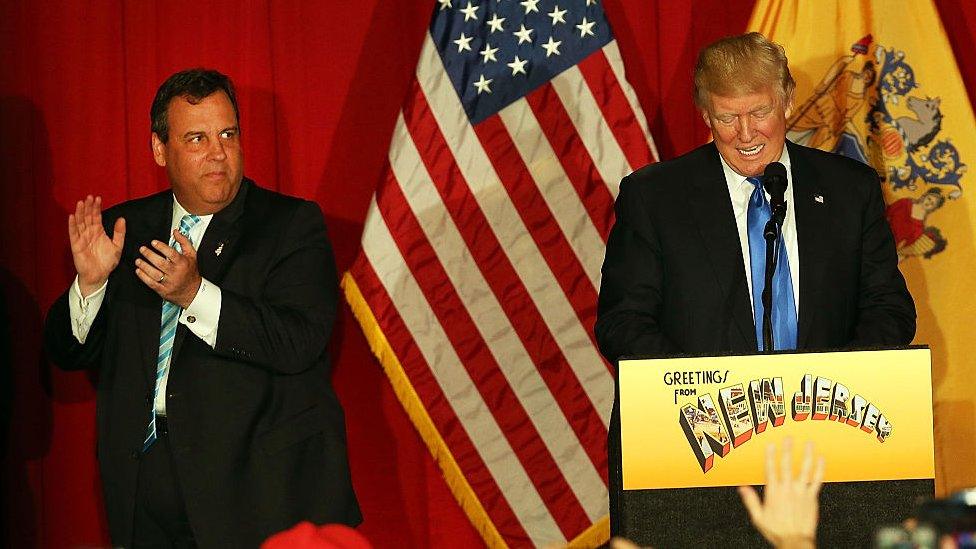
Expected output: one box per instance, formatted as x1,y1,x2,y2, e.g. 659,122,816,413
764,161,788,226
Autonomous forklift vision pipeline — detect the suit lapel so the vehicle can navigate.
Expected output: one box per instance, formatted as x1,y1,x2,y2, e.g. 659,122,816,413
788,142,829,348
687,145,755,350
195,178,250,284
129,193,175,386
170,179,251,362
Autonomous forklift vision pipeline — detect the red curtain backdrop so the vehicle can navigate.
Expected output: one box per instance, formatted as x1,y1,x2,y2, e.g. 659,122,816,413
1,1,972,547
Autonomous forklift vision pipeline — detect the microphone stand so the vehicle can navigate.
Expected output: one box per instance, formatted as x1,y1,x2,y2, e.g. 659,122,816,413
762,201,788,353
761,218,781,352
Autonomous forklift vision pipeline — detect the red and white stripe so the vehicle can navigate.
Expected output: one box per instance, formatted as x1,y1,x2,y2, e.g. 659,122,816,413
350,33,658,546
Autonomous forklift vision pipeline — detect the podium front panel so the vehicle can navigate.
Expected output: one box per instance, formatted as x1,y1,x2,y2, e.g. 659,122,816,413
613,347,934,547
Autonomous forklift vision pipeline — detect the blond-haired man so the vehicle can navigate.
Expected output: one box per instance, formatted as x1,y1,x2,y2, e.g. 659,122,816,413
595,32,914,545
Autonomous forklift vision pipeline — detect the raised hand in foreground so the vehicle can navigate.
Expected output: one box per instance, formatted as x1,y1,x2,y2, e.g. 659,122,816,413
738,439,825,549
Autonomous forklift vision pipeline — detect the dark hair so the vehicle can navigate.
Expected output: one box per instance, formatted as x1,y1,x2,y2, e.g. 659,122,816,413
920,186,946,209
150,68,239,143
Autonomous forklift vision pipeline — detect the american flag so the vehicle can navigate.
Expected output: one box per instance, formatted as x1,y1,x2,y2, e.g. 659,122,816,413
342,0,657,545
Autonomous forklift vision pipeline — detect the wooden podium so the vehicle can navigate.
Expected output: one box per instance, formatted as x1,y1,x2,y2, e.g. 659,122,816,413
613,347,935,548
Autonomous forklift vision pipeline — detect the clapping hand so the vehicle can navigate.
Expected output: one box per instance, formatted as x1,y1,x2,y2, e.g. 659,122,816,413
69,195,125,296
134,230,202,309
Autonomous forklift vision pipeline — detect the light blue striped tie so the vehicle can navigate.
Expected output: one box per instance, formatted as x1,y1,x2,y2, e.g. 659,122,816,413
143,214,200,452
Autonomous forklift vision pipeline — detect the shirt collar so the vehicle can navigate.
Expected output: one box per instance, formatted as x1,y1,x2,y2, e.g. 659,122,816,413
171,195,214,223
170,195,214,233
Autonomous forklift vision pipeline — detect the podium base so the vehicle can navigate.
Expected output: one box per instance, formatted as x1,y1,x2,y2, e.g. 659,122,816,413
615,479,933,548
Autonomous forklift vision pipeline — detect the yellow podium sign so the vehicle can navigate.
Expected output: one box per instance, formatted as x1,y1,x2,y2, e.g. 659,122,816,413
620,348,935,490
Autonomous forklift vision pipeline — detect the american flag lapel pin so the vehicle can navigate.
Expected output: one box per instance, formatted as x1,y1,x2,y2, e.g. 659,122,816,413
215,242,224,256
814,194,824,204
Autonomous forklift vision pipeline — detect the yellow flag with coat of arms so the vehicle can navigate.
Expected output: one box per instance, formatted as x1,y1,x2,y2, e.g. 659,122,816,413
750,0,976,494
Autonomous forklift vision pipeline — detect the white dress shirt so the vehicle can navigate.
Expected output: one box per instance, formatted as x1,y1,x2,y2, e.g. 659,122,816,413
719,147,801,318
68,195,223,415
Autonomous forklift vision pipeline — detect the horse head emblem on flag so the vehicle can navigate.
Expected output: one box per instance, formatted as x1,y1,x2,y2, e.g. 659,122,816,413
787,35,967,261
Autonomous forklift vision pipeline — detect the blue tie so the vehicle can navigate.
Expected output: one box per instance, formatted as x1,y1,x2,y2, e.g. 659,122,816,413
143,214,201,452
746,177,797,351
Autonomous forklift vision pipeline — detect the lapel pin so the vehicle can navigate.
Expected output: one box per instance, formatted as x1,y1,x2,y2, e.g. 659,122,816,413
215,243,224,256
814,194,824,204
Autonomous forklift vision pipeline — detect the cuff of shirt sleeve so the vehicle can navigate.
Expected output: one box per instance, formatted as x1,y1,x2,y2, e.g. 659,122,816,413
180,277,221,348
69,276,108,343
71,276,108,304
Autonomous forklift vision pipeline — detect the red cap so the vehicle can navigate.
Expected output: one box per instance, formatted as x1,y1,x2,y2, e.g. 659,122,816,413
851,34,873,54
261,521,372,549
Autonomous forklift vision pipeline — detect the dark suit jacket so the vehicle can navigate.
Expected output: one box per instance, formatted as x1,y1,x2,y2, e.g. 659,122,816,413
594,141,915,540
596,140,915,360
44,179,361,548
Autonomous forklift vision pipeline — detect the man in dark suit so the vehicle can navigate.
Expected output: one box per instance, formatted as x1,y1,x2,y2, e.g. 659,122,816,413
595,33,915,543
44,69,360,547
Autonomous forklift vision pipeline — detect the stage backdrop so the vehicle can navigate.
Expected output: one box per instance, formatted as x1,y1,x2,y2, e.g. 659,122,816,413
1,1,974,547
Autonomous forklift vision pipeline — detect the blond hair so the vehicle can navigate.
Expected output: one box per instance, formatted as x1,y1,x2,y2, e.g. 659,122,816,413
693,32,796,110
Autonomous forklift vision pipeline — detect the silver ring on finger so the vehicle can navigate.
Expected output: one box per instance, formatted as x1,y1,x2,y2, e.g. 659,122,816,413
158,274,166,284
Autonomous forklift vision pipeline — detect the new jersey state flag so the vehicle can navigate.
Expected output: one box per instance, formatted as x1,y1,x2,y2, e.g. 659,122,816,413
750,0,976,494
